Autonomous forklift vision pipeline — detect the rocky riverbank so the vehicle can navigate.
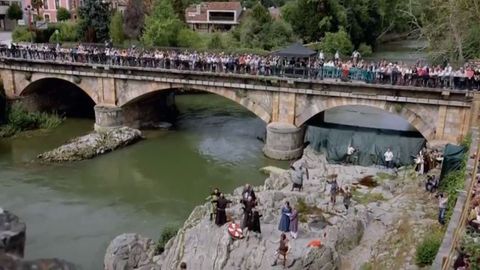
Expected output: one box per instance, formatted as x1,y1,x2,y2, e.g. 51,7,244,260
38,127,143,162
0,209,77,269
104,147,437,270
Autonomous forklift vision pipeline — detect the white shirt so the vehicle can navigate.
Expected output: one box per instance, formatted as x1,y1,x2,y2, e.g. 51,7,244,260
347,146,355,155
384,150,393,162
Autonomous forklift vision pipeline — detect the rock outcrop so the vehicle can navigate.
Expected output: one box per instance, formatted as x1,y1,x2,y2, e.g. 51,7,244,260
0,210,77,269
105,147,400,270
0,209,26,258
38,127,143,162
104,233,158,270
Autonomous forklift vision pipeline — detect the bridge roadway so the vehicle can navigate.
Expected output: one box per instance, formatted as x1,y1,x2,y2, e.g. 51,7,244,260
0,57,479,160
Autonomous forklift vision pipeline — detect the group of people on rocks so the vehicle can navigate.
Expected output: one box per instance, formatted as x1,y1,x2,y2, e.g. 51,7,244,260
2,42,480,90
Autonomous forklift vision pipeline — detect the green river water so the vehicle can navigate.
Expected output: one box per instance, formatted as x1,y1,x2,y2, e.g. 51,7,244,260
0,94,286,269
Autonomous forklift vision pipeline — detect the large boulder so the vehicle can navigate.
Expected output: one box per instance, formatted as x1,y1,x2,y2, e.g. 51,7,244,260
104,233,156,270
38,127,142,162
0,209,26,258
294,246,340,270
0,254,77,270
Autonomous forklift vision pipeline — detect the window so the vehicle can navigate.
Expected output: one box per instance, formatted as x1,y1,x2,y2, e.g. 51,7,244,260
44,0,49,9
55,0,60,9
44,14,50,21
208,11,235,22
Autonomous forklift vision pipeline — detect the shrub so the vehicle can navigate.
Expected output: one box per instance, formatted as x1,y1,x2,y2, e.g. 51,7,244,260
155,226,178,255
12,26,35,42
319,28,353,57
49,22,79,43
0,103,64,137
415,229,443,267
358,43,373,57
177,28,202,48
208,33,224,49
56,7,71,21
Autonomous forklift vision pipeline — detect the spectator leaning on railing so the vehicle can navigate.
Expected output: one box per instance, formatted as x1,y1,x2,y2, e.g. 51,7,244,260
1,43,480,90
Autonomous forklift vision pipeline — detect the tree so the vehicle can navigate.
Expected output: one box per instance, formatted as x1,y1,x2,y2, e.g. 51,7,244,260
77,0,111,42
282,0,339,43
7,2,23,23
56,7,71,21
141,0,183,47
172,0,186,22
123,0,145,39
319,28,353,56
177,28,202,48
31,0,43,19
230,2,294,50
208,33,224,49
408,0,480,63
110,11,125,46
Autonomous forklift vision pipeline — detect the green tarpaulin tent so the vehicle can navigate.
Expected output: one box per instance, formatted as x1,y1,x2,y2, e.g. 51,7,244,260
305,124,426,167
439,144,467,181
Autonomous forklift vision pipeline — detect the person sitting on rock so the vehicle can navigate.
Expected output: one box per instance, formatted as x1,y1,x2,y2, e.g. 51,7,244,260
213,193,232,226
272,233,289,267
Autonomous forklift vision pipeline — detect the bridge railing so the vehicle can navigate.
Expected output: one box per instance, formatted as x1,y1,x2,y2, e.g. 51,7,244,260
0,51,478,91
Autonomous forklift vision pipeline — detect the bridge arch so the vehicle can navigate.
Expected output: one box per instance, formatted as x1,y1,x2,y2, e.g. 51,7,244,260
19,77,97,118
117,82,272,123
18,75,98,105
295,97,437,141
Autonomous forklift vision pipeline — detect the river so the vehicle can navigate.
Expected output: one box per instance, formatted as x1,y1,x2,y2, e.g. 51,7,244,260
0,94,286,268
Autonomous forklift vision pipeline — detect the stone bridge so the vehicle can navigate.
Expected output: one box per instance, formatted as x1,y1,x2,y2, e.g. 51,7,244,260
1,58,478,160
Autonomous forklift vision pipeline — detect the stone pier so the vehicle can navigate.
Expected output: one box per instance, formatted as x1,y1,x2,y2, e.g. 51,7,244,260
94,105,124,132
263,122,305,160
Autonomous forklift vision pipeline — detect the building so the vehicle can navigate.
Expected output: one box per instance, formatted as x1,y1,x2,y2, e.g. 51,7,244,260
22,0,81,22
185,1,242,33
0,0,23,30
108,0,127,14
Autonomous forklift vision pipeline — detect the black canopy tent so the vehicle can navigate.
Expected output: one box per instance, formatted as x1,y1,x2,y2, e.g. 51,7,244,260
272,43,317,58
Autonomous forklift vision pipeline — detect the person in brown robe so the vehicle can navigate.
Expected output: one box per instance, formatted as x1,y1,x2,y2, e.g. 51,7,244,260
214,194,232,226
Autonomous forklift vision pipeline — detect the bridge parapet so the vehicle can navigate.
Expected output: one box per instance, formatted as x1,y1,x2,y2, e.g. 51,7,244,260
0,58,477,159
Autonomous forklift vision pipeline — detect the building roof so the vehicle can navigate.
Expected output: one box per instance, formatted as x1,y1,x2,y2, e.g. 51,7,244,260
186,2,242,23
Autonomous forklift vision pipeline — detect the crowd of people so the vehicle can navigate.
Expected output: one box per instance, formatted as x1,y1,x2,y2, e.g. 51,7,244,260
2,43,480,90
205,159,357,268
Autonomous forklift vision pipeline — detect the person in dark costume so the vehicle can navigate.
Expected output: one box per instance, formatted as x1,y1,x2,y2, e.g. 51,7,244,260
242,184,256,203
241,196,256,229
250,209,262,233
214,193,232,226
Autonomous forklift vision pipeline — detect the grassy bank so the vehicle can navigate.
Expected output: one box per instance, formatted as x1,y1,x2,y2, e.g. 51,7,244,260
0,103,64,138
